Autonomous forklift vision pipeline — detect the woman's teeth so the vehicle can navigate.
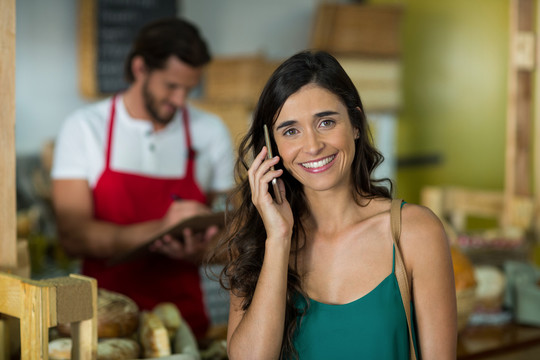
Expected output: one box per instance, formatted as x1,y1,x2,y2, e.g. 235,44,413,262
301,155,335,169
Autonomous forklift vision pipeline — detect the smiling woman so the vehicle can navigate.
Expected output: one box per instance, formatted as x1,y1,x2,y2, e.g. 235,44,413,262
273,84,358,193
209,50,457,360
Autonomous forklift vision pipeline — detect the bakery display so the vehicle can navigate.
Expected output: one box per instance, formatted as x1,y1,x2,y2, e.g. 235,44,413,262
57,288,139,338
49,338,141,360
53,289,227,359
97,338,141,360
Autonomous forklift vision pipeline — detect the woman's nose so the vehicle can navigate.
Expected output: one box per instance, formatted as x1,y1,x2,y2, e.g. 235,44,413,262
303,130,324,155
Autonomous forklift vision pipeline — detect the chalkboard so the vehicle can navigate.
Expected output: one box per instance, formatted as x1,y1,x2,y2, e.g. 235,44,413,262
79,0,177,98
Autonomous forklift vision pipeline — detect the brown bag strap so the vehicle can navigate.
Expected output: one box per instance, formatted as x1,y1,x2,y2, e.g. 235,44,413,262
390,198,417,360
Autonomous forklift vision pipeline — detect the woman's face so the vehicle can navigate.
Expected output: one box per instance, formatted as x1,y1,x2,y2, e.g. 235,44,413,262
272,84,359,194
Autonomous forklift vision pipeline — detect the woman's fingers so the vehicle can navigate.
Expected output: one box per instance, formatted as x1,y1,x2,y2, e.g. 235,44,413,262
248,147,282,204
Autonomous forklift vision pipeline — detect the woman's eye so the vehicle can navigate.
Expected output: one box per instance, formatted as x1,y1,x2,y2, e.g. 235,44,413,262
320,119,335,128
284,128,298,136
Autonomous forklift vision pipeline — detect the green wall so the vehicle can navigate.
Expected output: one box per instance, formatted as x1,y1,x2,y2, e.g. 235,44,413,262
372,0,510,204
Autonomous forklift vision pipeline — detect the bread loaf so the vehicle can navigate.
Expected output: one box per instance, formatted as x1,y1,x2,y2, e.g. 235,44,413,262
152,302,182,339
49,338,140,360
57,288,139,338
139,311,171,358
96,289,139,338
97,338,141,360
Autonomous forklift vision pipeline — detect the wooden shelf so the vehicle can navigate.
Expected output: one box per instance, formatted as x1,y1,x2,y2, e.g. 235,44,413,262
458,323,540,359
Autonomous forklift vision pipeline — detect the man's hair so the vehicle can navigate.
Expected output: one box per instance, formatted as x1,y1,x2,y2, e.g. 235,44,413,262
124,17,211,83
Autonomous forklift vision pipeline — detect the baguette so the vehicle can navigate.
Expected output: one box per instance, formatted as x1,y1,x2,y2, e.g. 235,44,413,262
139,311,171,358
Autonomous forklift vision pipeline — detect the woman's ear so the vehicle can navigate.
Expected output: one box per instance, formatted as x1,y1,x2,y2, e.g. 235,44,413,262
131,56,147,81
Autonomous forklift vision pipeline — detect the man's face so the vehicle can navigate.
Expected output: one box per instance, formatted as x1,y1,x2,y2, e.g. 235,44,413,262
142,56,203,125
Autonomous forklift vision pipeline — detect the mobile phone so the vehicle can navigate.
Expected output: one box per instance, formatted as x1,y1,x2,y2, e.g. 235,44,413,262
263,124,283,204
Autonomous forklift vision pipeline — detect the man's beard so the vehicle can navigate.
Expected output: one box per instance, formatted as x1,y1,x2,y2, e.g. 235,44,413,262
142,80,176,125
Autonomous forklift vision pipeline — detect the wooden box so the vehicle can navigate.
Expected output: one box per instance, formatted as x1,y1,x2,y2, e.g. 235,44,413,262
311,4,404,57
337,57,401,111
203,56,279,106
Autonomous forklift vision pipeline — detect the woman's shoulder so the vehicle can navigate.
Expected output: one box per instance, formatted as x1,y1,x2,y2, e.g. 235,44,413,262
399,201,450,260
401,201,442,227
400,202,446,238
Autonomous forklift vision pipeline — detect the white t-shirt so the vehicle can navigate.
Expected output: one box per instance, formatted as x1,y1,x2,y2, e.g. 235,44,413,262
51,95,235,194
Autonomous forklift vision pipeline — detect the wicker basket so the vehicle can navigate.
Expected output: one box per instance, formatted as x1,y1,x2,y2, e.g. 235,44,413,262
456,287,477,332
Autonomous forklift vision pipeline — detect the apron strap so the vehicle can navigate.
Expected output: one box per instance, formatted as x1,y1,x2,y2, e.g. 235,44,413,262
105,95,118,169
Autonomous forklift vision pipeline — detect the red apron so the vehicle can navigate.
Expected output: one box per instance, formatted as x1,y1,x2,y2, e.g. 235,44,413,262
84,95,209,338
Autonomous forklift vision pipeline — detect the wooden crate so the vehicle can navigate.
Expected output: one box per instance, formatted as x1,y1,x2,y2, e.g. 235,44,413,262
311,3,403,57
337,57,401,111
0,273,98,359
421,186,534,234
203,56,279,106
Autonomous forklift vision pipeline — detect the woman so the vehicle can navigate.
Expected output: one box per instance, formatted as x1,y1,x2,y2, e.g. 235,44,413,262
211,50,457,359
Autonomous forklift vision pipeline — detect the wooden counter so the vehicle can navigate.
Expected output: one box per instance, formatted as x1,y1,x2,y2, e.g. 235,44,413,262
458,323,540,359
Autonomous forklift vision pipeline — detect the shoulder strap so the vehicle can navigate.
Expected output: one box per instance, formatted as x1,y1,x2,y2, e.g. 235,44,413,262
390,198,417,360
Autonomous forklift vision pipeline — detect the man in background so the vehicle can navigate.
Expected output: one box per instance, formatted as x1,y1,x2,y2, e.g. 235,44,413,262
51,17,234,339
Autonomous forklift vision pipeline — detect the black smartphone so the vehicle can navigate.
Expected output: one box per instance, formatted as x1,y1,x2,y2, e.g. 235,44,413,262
263,124,283,204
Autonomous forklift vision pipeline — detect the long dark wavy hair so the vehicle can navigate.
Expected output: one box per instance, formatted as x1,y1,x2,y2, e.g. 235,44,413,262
209,50,392,359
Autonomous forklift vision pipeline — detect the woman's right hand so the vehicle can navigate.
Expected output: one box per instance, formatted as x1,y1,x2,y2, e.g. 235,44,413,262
248,146,293,242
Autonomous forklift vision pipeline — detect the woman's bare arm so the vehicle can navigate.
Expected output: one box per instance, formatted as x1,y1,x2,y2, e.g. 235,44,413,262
401,204,458,359
227,235,291,359
226,147,292,359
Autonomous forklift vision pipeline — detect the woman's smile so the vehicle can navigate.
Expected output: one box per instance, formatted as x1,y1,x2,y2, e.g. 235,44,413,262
300,154,337,172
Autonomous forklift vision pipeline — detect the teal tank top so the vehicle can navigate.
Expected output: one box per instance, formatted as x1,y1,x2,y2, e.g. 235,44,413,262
293,246,420,359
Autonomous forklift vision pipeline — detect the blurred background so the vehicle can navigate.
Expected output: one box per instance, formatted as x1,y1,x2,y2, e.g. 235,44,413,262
15,0,512,207
9,0,540,358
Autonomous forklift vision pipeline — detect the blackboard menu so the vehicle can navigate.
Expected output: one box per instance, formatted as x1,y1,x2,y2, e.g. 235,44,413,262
79,0,177,98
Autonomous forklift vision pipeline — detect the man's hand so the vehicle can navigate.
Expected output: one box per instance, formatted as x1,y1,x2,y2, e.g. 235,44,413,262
149,200,217,263
149,225,219,264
